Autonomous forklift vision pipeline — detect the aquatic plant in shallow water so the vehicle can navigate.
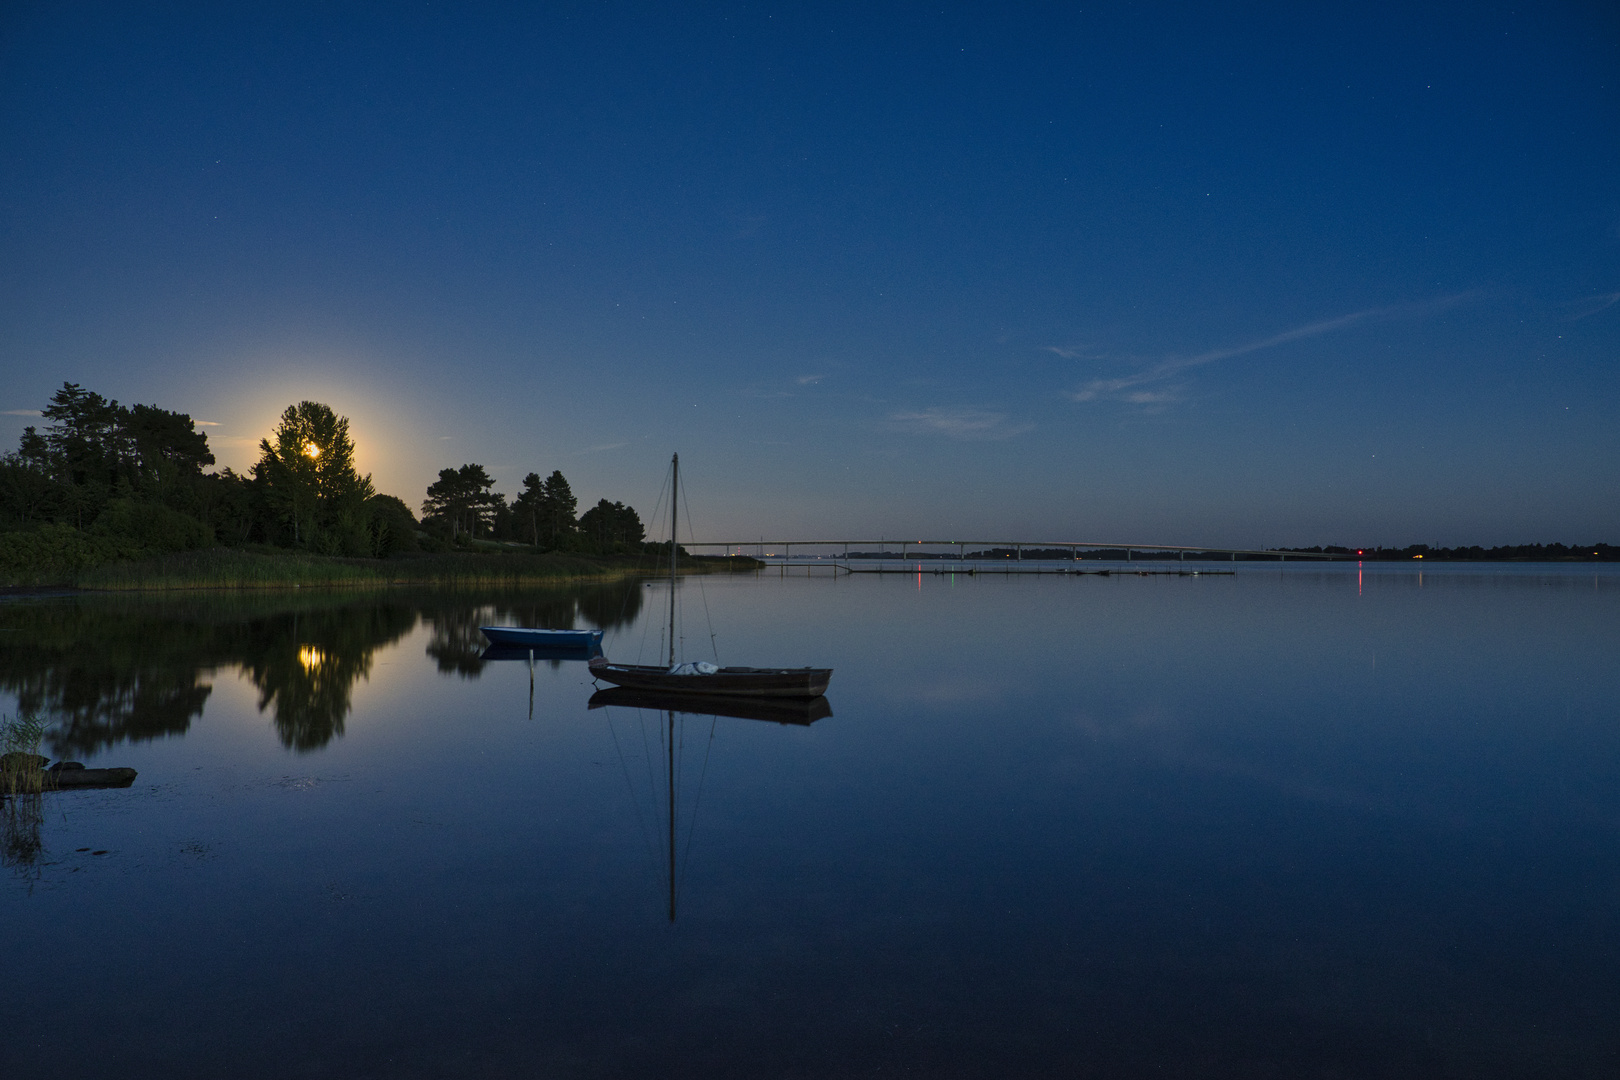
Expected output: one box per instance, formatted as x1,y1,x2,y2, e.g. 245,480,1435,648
1,710,50,797
1,711,50,878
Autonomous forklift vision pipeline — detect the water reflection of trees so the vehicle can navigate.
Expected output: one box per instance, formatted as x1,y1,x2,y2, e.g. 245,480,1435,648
425,579,643,677
240,605,418,751
0,600,231,757
0,581,648,755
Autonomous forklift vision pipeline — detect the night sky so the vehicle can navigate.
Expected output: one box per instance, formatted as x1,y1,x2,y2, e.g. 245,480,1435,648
3,3,1616,546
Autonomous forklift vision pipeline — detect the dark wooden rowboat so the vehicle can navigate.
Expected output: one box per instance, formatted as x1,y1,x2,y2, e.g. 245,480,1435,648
588,656,832,698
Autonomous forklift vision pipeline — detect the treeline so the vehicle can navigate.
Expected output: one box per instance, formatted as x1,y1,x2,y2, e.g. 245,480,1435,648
417,463,646,554
0,382,651,577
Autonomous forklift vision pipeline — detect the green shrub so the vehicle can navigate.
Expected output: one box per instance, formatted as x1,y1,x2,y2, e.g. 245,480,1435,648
0,523,134,582
92,497,213,553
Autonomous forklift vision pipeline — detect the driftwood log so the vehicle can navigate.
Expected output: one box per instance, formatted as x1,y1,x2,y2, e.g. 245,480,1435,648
44,766,138,790
1,755,137,793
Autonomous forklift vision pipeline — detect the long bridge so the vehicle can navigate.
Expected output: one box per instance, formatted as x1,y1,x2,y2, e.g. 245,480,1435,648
683,539,1355,562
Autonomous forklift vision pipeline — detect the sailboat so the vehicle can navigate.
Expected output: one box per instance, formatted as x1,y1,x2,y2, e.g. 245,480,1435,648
587,453,834,699
590,670,830,923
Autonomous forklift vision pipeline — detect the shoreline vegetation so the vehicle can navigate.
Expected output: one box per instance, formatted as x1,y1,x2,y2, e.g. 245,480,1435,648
1,383,760,590
2,546,761,593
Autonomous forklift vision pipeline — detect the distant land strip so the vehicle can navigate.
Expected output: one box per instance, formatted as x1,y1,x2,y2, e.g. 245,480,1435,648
690,541,1617,563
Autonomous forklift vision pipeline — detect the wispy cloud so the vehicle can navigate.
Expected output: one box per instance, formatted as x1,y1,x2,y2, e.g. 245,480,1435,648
1,409,42,416
796,374,824,385
885,408,1033,441
1064,298,1464,405
1569,291,1620,320
572,442,627,455
194,420,221,426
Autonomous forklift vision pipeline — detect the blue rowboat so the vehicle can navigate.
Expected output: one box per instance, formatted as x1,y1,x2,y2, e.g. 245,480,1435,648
478,626,604,652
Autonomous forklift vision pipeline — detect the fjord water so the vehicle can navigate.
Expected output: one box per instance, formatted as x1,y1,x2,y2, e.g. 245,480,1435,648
3,565,1617,1078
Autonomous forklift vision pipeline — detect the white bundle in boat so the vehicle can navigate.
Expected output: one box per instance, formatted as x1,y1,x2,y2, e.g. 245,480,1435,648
667,661,719,675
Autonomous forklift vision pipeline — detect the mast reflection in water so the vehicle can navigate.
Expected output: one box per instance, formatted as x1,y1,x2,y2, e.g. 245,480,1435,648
588,687,832,921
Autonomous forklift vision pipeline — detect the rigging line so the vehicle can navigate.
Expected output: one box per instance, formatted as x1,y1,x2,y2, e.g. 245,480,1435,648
628,463,674,666
634,704,663,840
677,464,722,663
603,708,660,870
675,710,720,904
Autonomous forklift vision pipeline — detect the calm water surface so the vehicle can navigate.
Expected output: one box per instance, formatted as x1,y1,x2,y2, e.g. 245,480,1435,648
2,564,1618,1078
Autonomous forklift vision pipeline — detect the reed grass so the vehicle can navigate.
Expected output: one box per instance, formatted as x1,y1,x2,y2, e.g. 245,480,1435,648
47,546,761,592
1,711,49,797
0,544,764,595
1,712,48,876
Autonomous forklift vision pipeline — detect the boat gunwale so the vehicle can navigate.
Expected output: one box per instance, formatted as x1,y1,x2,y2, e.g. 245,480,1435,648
588,657,832,698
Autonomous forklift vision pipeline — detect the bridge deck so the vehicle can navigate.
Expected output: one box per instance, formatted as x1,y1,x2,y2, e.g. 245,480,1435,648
686,540,1353,561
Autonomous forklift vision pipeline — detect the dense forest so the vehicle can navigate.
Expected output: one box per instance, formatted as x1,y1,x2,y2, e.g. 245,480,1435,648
0,383,651,577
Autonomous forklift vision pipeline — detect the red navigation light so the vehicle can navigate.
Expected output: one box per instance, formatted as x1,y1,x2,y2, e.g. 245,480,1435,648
1356,550,1363,556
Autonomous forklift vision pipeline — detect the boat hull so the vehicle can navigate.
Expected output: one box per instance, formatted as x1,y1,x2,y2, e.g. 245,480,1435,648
588,657,831,698
479,626,604,651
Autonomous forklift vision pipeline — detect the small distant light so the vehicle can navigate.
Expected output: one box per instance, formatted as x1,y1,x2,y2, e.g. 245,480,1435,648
1413,554,1423,559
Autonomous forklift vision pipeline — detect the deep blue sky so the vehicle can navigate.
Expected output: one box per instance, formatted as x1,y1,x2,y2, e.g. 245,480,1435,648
3,2,1616,546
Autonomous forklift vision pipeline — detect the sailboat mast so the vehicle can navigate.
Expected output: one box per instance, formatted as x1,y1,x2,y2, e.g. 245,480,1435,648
667,456,680,920
669,453,678,668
